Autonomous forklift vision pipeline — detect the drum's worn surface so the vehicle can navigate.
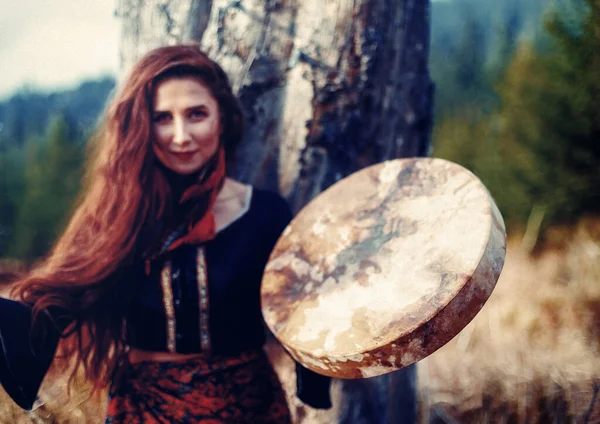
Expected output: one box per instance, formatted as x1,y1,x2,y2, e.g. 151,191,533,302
261,158,506,379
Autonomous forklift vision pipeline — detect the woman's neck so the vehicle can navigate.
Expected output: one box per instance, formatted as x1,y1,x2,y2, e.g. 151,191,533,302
213,179,252,232
158,162,205,202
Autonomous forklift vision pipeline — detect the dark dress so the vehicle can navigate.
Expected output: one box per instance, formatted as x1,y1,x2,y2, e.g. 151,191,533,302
0,188,331,421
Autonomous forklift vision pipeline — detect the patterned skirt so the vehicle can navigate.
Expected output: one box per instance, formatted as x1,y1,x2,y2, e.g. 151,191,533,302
105,349,291,423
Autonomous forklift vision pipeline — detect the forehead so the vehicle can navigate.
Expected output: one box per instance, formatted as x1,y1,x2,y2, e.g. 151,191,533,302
153,77,217,110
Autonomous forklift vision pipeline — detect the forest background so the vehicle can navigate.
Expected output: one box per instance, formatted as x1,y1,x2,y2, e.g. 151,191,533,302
0,0,598,422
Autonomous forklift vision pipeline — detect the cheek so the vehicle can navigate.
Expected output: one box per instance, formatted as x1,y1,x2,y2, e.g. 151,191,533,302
153,126,171,147
151,129,170,163
152,143,168,166
193,121,221,146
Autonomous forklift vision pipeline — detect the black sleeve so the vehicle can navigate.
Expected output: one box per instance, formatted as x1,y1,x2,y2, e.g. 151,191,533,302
296,363,333,409
261,190,333,409
0,297,63,410
266,190,293,245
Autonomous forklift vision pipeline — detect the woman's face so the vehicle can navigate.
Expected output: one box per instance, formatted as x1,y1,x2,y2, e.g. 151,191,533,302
152,77,221,175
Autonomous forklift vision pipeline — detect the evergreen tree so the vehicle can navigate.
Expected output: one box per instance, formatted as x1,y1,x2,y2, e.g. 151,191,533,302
490,3,522,75
0,147,25,256
433,0,598,231
0,77,114,148
496,0,600,226
431,6,490,117
7,115,84,260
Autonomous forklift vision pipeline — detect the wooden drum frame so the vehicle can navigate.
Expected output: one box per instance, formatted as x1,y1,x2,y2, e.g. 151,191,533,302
261,158,506,379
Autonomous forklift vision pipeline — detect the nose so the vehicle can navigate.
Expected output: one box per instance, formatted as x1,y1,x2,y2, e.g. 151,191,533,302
172,117,191,146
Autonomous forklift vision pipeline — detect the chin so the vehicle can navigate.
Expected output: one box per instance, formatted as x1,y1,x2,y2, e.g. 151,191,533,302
170,164,204,175
165,155,208,175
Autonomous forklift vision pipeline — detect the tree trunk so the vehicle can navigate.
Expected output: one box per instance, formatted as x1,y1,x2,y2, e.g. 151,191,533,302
117,0,433,422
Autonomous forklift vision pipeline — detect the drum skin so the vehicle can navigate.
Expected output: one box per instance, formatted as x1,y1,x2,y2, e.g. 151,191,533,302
261,158,506,379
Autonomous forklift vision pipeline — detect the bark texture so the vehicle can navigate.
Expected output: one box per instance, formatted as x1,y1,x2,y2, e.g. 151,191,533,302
117,0,433,422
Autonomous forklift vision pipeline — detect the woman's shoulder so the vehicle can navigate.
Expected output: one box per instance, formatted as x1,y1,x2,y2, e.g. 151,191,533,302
214,179,252,232
246,187,292,248
248,186,293,227
219,178,290,213
251,186,290,212
214,179,292,233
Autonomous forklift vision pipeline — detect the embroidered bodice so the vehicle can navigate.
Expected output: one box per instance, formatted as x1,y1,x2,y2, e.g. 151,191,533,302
0,188,332,410
125,187,289,355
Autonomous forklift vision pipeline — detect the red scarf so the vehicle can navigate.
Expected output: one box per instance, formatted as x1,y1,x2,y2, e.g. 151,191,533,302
144,148,226,275
166,147,226,251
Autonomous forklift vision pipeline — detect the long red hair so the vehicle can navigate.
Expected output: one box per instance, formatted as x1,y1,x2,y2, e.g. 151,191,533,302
12,45,243,392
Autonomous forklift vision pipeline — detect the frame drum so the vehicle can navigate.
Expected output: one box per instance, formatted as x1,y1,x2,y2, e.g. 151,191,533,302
261,158,506,379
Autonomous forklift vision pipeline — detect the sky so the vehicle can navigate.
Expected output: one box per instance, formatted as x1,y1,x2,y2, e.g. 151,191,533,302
0,0,452,100
0,0,119,99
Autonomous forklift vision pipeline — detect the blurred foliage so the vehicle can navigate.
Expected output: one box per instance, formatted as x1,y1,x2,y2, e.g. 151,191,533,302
432,0,599,235
0,0,597,260
430,0,550,117
0,147,25,254
0,79,114,261
0,77,115,148
1,116,85,260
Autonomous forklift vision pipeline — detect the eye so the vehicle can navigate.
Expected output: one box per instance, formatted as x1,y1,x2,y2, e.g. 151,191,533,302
189,108,208,120
153,112,171,124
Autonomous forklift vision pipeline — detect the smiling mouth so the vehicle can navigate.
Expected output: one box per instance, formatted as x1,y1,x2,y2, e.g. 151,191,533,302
170,151,198,161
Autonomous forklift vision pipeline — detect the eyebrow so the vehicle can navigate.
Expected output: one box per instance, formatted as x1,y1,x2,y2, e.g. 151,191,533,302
153,104,210,114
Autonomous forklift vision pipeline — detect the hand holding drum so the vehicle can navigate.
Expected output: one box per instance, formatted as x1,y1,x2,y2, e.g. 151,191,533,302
261,158,506,379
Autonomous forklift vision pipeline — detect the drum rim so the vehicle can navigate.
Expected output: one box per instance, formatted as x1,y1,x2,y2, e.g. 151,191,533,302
262,157,506,361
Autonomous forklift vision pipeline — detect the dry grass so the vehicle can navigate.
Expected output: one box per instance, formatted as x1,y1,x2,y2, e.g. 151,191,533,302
1,220,599,423
0,349,107,423
419,219,600,423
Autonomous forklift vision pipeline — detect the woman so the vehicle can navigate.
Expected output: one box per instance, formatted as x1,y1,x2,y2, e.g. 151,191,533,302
0,45,331,422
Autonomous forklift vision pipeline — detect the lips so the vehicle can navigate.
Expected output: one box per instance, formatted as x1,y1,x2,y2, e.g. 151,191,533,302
170,151,198,161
